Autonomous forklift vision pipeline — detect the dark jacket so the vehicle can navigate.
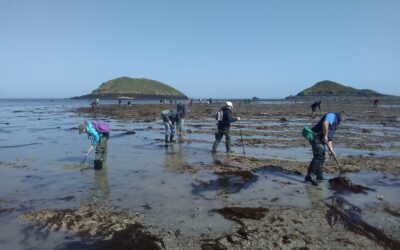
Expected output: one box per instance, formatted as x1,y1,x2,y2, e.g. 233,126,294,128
311,101,321,111
217,107,237,132
312,112,342,141
177,102,187,117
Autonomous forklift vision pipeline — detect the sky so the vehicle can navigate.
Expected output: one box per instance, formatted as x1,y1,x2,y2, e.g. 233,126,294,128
0,0,399,99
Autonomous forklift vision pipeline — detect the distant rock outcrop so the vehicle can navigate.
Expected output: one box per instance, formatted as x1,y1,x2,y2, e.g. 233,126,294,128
72,77,187,99
286,80,383,99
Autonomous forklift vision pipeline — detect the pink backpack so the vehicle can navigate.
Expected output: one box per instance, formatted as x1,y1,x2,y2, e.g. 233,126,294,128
91,121,110,134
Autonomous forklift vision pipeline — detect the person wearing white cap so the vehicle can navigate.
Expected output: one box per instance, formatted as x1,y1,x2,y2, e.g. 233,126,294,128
211,101,241,153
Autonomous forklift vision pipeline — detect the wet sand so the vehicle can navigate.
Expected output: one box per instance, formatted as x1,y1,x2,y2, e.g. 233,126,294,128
2,98,400,249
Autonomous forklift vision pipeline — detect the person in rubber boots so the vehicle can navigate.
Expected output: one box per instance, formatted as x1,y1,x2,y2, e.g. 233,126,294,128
160,109,180,143
78,120,109,170
305,111,346,186
211,102,241,153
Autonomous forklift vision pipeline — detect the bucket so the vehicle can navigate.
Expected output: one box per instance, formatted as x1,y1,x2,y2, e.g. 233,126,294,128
94,160,103,170
302,126,315,142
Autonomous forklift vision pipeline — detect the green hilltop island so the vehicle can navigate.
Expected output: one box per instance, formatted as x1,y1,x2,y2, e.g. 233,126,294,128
71,77,187,100
286,80,386,99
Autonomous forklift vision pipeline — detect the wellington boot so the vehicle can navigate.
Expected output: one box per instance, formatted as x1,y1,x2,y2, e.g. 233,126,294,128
212,140,220,153
94,160,103,170
169,135,176,143
225,142,232,154
305,175,318,186
165,135,169,144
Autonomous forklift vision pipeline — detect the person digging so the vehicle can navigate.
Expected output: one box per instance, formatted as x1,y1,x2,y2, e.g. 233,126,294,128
78,120,109,170
160,109,180,144
305,111,346,186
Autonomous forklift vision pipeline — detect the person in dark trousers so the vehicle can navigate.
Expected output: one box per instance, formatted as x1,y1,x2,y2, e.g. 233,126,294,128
78,120,109,170
310,100,322,119
305,111,346,186
211,102,241,153
160,109,180,143
176,100,188,136
373,98,379,108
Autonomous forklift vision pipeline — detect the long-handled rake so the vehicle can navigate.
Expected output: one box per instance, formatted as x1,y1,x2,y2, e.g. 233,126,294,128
80,147,93,167
239,127,245,155
326,143,344,175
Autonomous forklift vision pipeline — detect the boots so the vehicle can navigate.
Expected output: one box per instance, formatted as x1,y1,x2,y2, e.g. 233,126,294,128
165,135,169,144
170,135,176,143
226,141,233,153
94,159,103,170
212,139,220,153
305,175,318,186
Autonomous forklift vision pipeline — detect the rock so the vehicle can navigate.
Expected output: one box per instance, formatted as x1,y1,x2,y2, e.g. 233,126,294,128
279,117,289,122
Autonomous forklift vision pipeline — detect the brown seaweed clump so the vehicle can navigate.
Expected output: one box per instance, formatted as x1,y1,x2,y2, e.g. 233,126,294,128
213,207,269,221
94,223,164,250
328,176,375,194
18,204,139,239
326,196,400,250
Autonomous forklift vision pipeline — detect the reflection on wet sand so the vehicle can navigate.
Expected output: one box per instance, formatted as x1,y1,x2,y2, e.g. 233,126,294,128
305,184,324,207
83,166,110,205
163,143,189,174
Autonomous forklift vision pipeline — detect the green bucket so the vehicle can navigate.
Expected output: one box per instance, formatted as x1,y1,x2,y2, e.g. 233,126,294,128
302,126,315,142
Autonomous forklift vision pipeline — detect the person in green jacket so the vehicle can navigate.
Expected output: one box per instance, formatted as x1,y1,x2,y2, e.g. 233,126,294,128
160,109,180,143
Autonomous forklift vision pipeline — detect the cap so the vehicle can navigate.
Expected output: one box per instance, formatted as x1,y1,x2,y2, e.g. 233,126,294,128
78,123,86,134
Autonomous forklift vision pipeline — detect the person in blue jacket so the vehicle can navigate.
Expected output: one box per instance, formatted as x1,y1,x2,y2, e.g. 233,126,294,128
78,120,109,170
305,111,346,185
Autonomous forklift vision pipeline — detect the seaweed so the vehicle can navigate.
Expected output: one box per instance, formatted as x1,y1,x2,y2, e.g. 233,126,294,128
328,176,375,194
326,196,400,250
94,223,164,250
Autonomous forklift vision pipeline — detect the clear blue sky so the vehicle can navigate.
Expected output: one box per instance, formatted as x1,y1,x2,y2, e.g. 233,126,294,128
1,0,399,98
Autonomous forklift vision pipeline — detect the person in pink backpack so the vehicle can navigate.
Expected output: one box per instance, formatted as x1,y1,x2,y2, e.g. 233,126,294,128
78,120,110,170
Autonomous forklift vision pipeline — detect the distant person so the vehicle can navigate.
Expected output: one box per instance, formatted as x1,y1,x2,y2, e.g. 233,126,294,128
118,99,122,106
373,98,379,108
90,100,97,109
305,111,346,186
127,100,131,107
211,101,241,153
176,100,188,136
160,109,180,143
310,100,322,119
78,120,110,170
170,99,173,104
96,98,100,105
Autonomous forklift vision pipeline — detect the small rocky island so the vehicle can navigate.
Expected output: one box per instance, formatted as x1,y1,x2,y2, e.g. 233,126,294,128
71,77,187,100
286,80,385,99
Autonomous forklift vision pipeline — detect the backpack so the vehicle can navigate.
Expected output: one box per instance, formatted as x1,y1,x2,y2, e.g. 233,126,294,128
215,109,223,121
92,121,110,134
302,126,315,142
